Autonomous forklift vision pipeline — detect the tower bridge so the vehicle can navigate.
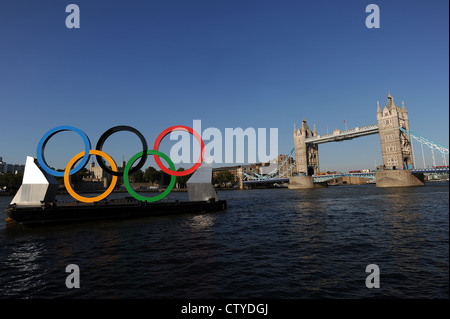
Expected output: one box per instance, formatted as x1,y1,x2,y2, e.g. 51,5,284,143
241,93,449,188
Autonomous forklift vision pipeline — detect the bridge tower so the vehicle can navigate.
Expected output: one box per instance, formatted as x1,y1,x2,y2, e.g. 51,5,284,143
293,118,319,176
289,118,325,189
376,93,424,187
377,93,414,170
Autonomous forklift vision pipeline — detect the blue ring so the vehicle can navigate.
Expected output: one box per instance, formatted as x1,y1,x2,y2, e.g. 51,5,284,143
36,125,91,177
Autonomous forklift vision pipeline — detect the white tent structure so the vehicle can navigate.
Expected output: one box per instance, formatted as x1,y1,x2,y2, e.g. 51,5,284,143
10,156,58,207
186,160,218,202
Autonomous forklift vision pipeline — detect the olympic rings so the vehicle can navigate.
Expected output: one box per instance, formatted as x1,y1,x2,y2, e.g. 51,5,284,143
153,125,205,177
36,125,204,203
95,125,148,177
37,125,91,177
64,150,118,203
123,150,176,202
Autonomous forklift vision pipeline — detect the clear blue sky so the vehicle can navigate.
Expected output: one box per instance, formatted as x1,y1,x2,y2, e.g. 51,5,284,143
0,0,448,172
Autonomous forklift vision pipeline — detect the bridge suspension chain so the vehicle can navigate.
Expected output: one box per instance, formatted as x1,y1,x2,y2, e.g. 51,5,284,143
243,147,296,181
399,127,449,155
242,161,297,181
259,147,295,179
275,162,296,178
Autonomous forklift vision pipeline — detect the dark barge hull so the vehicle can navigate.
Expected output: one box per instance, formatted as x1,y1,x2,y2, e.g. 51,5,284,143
6,198,227,226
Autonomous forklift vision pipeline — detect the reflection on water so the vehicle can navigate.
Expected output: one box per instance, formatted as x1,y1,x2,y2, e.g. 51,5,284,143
2,243,46,297
377,187,448,296
188,214,216,231
0,183,448,298
293,190,327,284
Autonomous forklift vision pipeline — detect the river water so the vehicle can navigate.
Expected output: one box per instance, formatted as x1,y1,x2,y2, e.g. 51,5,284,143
0,183,448,299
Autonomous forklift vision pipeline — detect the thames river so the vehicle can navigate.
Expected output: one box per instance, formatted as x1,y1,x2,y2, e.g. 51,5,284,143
0,183,448,299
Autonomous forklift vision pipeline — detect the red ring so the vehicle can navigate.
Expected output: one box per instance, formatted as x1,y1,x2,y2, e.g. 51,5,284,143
153,125,204,176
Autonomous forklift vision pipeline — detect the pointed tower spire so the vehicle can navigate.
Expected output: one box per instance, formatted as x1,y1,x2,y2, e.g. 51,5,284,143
385,92,395,109
300,117,309,133
402,101,407,113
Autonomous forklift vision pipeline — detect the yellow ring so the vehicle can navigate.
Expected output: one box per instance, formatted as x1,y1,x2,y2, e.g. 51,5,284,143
64,150,118,203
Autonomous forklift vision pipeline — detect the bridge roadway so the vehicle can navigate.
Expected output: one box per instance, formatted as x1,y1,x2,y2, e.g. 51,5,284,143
243,167,449,184
305,124,379,144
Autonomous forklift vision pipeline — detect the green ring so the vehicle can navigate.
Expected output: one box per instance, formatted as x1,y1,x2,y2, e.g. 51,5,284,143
123,150,176,202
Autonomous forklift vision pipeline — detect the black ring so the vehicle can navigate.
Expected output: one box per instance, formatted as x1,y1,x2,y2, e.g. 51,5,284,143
95,125,148,176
